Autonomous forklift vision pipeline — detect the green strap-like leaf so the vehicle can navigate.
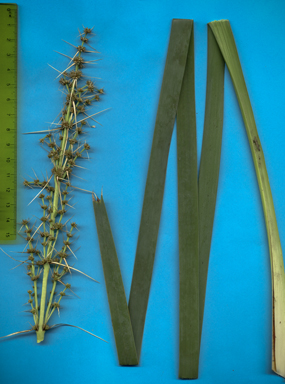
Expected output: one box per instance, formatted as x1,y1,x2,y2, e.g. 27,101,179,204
93,196,138,365
176,23,199,379
128,19,194,360
209,20,285,378
198,25,225,340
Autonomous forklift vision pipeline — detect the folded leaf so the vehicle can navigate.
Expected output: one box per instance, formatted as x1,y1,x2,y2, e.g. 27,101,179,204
128,18,194,360
198,25,225,341
93,196,138,365
176,22,199,379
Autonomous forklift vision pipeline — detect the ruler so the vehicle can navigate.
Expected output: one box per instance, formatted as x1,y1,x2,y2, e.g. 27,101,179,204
0,4,17,241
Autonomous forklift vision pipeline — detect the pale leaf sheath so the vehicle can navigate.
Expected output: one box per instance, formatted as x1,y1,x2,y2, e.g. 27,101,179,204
209,20,285,378
128,19,193,360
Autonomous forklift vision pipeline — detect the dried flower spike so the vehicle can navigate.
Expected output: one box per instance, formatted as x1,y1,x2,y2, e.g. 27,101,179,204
11,28,105,343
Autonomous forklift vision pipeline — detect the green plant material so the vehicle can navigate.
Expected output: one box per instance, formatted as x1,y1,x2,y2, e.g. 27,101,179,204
128,19,194,360
93,195,138,365
4,28,104,343
176,22,199,379
209,19,285,378
198,26,225,341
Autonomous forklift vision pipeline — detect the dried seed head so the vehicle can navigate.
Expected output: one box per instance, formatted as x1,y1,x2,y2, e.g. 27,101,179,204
69,138,78,145
61,121,73,130
76,126,83,134
88,85,95,93
83,143,90,150
27,248,36,254
73,56,84,65
27,290,32,294
77,45,86,53
65,149,73,159
78,106,86,115
64,166,72,174
69,70,83,79
84,27,92,35
59,77,70,86
67,159,75,168
51,222,63,231
40,231,50,238
51,167,64,178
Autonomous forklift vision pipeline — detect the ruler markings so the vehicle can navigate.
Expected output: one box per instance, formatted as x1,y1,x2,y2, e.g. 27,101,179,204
0,4,17,241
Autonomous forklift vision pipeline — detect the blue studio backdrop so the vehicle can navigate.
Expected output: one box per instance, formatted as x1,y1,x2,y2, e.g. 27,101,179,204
0,0,284,383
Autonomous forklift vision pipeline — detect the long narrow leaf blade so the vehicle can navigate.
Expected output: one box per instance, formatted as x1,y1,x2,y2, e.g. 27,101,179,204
198,25,225,340
176,22,199,379
128,19,193,359
93,196,138,366
209,19,285,378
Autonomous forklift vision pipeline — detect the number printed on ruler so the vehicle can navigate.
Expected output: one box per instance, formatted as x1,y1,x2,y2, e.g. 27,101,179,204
0,4,17,241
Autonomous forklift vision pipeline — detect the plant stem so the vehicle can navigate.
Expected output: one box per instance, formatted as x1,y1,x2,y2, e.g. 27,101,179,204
36,263,50,342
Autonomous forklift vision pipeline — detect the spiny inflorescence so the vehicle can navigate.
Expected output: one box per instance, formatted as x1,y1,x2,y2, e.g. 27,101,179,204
19,27,103,343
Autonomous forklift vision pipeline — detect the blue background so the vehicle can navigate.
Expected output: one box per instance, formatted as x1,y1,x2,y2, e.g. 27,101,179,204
0,0,284,383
